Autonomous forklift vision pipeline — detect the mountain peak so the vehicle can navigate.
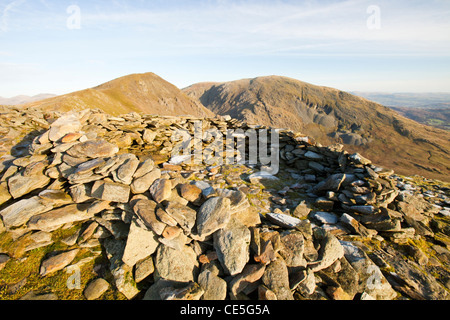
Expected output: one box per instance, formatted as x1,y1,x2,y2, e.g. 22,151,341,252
21,73,214,118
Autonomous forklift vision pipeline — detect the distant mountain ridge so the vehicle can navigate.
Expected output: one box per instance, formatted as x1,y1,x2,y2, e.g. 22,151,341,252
184,76,450,182
351,92,450,108
0,94,57,106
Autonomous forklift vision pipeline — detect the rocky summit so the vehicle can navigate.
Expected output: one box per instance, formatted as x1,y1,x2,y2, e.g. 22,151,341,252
0,105,449,300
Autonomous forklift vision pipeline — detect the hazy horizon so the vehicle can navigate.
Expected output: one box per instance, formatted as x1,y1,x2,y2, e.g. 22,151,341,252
1,0,450,97
2,77,450,99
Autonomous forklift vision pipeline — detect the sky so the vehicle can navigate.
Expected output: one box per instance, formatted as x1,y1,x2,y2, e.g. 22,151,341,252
0,0,450,97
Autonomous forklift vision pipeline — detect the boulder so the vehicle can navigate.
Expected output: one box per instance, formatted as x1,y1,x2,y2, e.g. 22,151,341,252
198,269,227,300
262,256,294,300
131,169,161,194
84,278,110,300
196,197,231,237
164,202,197,234
91,180,130,203
308,230,344,272
150,179,172,203
213,217,251,276
48,114,81,142
154,244,198,282
133,199,166,235
122,218,159,267
8,169,51,199
279,231,306,267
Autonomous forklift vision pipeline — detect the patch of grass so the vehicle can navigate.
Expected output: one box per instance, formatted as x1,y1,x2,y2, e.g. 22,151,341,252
0,223,124,300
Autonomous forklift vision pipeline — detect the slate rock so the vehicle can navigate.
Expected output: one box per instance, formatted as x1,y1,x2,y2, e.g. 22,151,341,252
292,202,311,219
308,230,344,272
40,249,79,276
0,253,10,271
133,199,166,235
196,197,231,237
0,182,11,206
179,183,203,203
229,264,266,298
262,256,294,300
216,188,250,214
311,211,339,225
75,158,106,174
8,169,51,199
313,173,346,194
266,212,302,229
131,168,161,194
150,179,173,203
319,256,359,299
198,269,227,300
133,158,155,179
20,291,58,300
122,218,159,267
213,217,251,276
91,180,130,203
135,256,155,283
111,263,140,300
113,155,140,185
340,213,373,237
84,278,110,300
296,268,316,296
0,196,54,229
28,203,92,232
340,241,398,300
279,231,306,267
164,202,197,234
66,140,119,159
160,282,204,300
154,244,198,282
48,114,81,142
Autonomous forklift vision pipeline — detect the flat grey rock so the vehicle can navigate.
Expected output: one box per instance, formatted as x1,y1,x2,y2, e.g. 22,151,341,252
122,218,159,267
214,217,251,276
265,212,302,229
196,197,231,237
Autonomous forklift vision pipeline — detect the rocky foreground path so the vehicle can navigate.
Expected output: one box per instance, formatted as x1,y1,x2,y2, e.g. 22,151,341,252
0,106,449,300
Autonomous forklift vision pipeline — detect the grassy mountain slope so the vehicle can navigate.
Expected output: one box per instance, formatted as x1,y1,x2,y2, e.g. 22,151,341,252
184,76,450,181
22,73,214,118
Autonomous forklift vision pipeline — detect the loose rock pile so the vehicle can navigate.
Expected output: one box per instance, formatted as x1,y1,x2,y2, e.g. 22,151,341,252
0,106,449,300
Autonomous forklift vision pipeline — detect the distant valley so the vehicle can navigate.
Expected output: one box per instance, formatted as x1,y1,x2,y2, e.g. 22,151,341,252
353,92,450,131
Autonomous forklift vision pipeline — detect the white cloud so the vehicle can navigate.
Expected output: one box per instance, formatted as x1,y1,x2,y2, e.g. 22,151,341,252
78,0,450,57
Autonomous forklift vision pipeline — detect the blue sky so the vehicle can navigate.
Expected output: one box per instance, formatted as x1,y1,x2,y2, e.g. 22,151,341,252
0,0,449,97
